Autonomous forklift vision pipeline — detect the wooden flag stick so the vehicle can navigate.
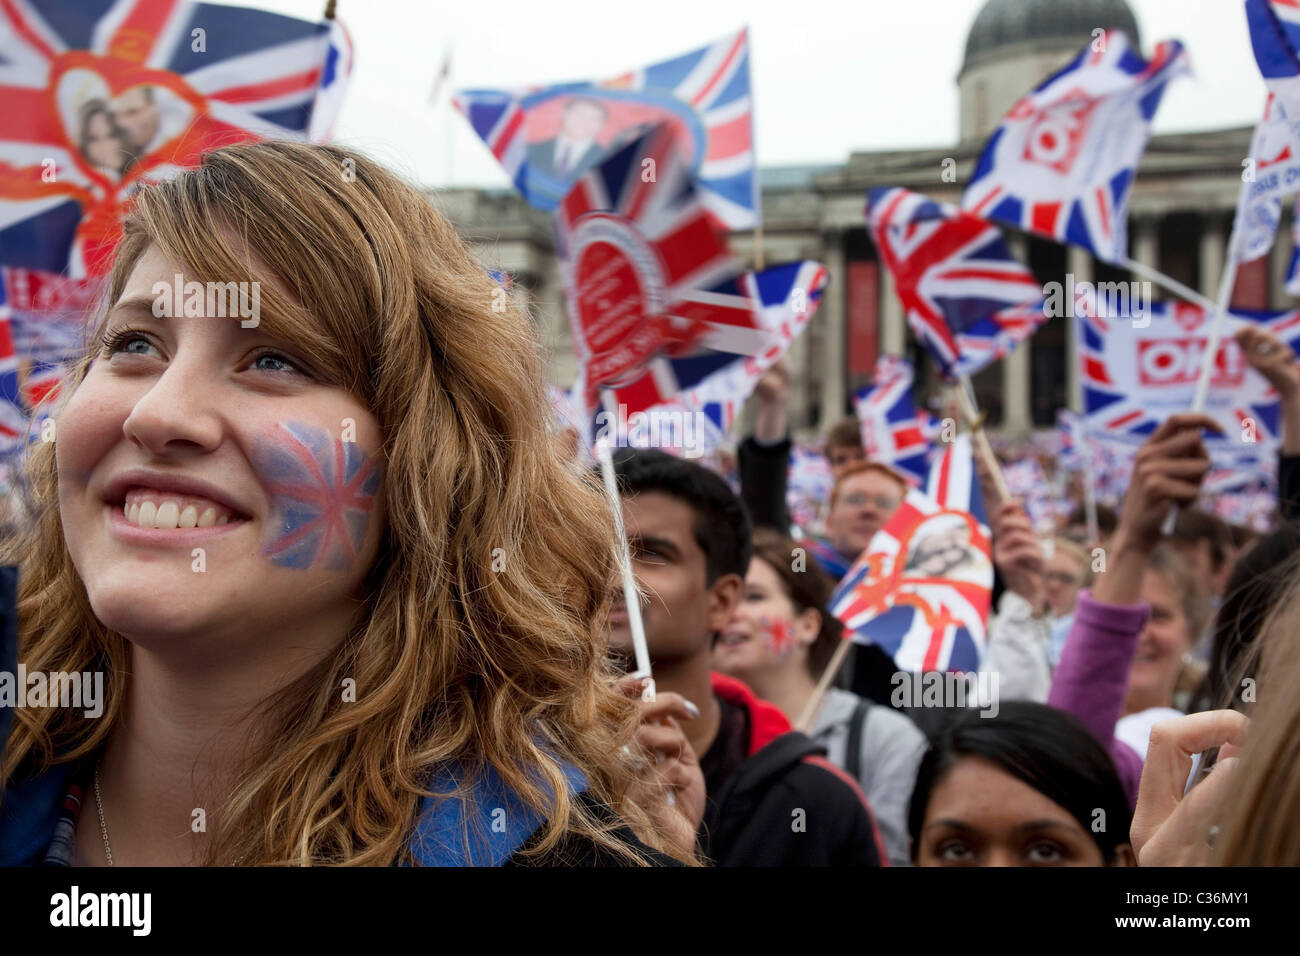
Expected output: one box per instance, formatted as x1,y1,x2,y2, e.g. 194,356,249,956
954,374,1011,504
794,636,853,732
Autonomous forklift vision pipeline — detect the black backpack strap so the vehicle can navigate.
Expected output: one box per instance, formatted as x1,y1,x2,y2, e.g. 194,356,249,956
843,698,870,782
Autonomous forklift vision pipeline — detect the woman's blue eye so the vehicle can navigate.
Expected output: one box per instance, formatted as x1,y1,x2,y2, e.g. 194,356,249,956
105,333,158,357
253,353,297,373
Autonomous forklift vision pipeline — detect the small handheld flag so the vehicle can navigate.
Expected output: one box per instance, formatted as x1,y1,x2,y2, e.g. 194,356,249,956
962,30,1189,264
830,435,993,674
868,187,1044,380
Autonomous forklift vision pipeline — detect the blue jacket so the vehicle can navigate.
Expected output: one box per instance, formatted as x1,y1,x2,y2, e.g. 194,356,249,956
0,753,587,866
0,566,596,866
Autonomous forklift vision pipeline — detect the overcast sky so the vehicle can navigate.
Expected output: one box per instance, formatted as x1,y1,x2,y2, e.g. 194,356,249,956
238,0,1266,188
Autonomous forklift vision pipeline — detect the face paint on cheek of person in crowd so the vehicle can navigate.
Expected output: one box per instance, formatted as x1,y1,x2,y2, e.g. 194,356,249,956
762,616,795,658
252,421,384,572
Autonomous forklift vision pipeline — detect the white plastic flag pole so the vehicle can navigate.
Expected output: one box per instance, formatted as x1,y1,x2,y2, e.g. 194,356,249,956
1118,256,1227,316
596,438,678,806
1067,311,1102,546
1159,227,1241,535
595,438,653,681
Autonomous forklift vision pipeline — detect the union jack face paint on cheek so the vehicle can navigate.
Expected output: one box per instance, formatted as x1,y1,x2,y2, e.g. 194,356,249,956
763,616,795,658
252,421,382,572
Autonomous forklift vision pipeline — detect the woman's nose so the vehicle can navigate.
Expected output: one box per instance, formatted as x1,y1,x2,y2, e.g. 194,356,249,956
122,364,225,456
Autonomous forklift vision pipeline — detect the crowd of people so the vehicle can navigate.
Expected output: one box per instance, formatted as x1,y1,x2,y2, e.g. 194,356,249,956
1,140,1298,868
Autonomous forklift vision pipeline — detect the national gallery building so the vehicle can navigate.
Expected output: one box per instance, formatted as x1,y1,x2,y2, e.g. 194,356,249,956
435,0,1284,438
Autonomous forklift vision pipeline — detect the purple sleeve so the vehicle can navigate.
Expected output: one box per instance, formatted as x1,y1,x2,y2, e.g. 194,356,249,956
1047,589,1150,809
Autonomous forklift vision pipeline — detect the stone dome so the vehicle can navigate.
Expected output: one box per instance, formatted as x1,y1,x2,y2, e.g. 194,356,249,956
961,0,1142,76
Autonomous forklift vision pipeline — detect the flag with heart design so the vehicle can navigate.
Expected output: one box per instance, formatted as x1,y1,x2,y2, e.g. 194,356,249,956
0,0,352,276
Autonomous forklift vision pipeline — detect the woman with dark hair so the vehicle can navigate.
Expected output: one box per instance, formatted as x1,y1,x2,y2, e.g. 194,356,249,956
715,527,926,865
77,99,128,178
909,701,1135,866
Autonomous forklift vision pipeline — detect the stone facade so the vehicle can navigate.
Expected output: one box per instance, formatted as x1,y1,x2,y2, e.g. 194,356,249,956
432,2,1282,441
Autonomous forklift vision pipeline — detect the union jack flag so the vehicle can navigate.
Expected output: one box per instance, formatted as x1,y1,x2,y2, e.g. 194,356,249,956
650,259,827,450
1235,94,1300,263
454,27,756,228
254,421,381,572
852,355,934,486
0,0,352,276
557,123,765,418
580,259,826,458
962,30,1188,264
830,435,993,673
1247,0,1300,118
868,186,1045,379
0,304,28,453
1230,2,1300,264
1078,300,1300,472
0,266,99,411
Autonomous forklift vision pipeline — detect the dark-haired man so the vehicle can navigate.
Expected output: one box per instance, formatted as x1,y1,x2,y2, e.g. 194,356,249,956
609,448,886,866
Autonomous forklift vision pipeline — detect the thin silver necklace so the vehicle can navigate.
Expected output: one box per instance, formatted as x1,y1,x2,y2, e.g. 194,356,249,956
92,760,113,867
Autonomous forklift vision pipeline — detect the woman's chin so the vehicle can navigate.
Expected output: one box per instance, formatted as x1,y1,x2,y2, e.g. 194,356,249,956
85,581,225,644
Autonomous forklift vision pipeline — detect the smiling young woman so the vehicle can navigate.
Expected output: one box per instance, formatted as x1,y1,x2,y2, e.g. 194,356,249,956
0,141,680,866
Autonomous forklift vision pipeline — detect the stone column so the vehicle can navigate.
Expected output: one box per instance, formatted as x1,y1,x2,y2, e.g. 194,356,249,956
1200,215,1225,302
1066,243,1091,413
816,232,847,432
1001,234,1032,434
1271,210,1292,309
880,259,906,357
1133,216,1160,288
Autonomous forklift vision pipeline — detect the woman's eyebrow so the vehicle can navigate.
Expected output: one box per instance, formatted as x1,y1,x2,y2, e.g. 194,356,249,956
106,295,162,318
924,819,976,833
1012,819,1080,836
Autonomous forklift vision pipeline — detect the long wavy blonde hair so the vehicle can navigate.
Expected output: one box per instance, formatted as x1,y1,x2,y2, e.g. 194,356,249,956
1,140,666,865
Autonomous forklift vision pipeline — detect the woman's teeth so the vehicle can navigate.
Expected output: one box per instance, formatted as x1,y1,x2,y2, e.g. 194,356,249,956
122,496,232,529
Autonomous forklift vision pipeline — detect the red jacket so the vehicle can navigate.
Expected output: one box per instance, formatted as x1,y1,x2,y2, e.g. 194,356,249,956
703,672,889,866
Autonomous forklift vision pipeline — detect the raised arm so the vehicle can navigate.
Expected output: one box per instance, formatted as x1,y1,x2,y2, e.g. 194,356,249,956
738,359,793,532
1048,413,1219,805
1235,326,1300,519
